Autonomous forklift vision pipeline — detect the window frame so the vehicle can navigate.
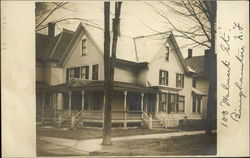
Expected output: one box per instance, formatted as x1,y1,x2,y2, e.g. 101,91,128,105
176,73,184,88
80,66,89,79
69,68,75,81
159,93,168,112
177,95,185,113
159,70,169,86
192,94,201,113
92,64,99,80
81,38,87,56
168,93,176,113
165,46,170,61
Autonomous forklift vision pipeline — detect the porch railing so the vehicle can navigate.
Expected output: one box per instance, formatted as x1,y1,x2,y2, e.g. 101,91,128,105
58,110,70,127
155,113,179,128
81,110,142,121
142,111,152,129
155,112,166,128
71,110,83,128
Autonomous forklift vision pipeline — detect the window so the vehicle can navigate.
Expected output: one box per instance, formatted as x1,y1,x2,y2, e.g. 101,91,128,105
69,68,75,80
66,67,80,82
159,70,168,86
176,73,184,88
168,93,176,113
81,39,87,55
165,46,169,61
177,95,185,112
159,93,168,112
192,94,201,113
81,66,89,79
192,78,197,88
158,93,185,113
92,64,99,80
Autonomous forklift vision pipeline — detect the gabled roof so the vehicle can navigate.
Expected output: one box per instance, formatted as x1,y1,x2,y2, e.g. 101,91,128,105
49,29,74,61
58,23,103,66
36,30,73,62
133,32,171,62
185,55,208,78
36,23,192,74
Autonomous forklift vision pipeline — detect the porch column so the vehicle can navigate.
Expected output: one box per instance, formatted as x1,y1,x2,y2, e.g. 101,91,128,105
200,98,203,114
81,90,85,111
156,93,159,113
54,93,58,118
123,90,127,128
57,93,63,110
41,93,45,123
69,91,72,116
141,93,144,117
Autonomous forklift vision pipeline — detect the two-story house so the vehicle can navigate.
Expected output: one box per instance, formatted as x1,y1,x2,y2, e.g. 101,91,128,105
36,22,207,129
185,49,217,120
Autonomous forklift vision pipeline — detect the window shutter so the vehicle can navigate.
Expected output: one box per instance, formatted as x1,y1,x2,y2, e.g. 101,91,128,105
86,66,89,79
66,69,69,82
182,75,184,88
168,94,171,113
176,74,178,87
166,71,169,85
75,67,80,78
176,94,179,112
96,65,99,80
159,70,161,85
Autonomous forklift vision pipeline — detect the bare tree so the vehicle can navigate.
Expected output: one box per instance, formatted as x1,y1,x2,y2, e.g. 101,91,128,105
103,1,122,145
148,0,216,134
35,2,102,32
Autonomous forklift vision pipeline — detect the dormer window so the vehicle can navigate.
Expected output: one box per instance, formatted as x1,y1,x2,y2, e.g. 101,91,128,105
165,46,169,61
81,39,87,56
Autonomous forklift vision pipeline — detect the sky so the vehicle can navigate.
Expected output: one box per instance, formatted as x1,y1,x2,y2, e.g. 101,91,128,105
37,1,208,58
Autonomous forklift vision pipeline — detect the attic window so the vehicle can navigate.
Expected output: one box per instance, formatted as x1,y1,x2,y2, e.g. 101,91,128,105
81,39,87,56
165,46,169,61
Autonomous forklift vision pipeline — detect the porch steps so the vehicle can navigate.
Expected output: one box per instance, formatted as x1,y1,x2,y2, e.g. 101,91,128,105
41,118,57,126
152,119,165,130
59,119,72,129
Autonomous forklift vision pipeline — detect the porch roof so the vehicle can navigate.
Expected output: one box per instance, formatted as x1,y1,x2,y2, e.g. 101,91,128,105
192,87,207,96
39,79,159,94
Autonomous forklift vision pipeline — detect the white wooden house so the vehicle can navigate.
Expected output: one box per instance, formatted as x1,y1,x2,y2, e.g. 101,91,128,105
36,23,207,129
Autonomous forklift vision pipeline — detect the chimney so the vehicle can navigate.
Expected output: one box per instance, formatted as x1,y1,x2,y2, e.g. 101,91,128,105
48,22,55,38
188,49,193,58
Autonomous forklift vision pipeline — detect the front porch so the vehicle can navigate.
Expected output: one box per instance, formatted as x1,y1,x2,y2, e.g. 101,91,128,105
36,80,159,129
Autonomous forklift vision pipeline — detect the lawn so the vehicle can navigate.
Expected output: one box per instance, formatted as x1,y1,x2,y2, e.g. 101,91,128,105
90,134,217,156
37,126,178,140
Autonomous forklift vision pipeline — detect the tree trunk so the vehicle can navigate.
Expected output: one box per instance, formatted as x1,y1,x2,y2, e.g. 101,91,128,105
205,0,217,135
103,1,112,145
102,2,122,145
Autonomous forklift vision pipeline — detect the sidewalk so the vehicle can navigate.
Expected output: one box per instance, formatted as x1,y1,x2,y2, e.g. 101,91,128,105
39,130,215,153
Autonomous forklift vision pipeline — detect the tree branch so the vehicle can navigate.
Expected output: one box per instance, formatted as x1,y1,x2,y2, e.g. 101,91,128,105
36,2,68,29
